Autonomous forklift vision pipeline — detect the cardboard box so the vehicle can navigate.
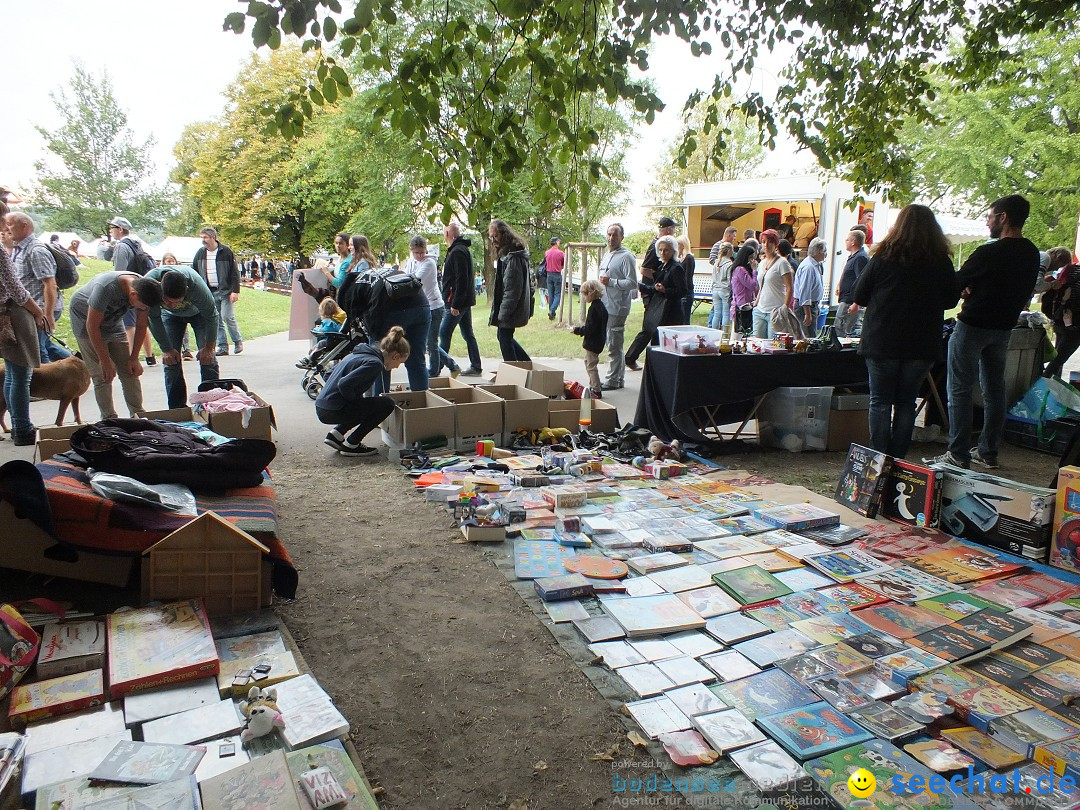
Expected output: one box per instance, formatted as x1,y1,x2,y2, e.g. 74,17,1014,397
826,408,871,452
36,621,106,680
459,524,508,543
830,393,871,411
204,392,276,441
36,424,83,462
475,384,550,445
381,390,454,446
144,406,195,422
938,466,1055,556
547,399,619,433
433,385,504,450
427,377,471,392
494,361,564,398
1050,466,1080,573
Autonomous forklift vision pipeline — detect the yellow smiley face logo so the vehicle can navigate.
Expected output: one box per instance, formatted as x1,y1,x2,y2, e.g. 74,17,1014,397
848,768,876,798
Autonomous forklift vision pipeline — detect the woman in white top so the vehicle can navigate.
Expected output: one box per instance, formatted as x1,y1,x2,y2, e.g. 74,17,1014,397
710,242,734,330
751,229,793,338
403,235,449,378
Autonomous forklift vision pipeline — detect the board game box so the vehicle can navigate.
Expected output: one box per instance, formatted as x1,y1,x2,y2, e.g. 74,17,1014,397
881,460,942,528
834,443,893,518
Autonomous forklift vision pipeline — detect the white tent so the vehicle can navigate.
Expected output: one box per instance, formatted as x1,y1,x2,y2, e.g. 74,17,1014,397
148,236,203,264
935,214,989,244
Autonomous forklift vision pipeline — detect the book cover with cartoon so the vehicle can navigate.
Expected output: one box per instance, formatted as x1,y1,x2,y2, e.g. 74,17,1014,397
757,701,872,759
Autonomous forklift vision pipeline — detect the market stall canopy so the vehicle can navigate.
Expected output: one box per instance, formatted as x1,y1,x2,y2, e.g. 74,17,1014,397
934,214,989,244
148,236,203,263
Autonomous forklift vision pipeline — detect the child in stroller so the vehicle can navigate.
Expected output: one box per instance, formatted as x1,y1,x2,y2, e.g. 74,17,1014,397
297,298,347,370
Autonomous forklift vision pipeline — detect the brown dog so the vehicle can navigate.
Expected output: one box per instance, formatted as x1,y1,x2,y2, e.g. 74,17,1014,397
0,356,91,432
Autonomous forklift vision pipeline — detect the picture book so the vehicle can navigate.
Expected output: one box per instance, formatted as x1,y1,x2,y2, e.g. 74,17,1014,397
33,777,143,810
790,614,873,645
78,777,199,810
909,664,992,697
941,726,1027,769
36,620,106,680
840,631,906,660
1033,659,1080,697
711,565,792,605
777,653,833,685
948,686,1034,732
903,738,974,773
1033,737,1080,778
1012,676,1069,709
88,740,204,785
964,654,1033,686
853,566,955,603
513,539,578,579
1040,601,1080,625
807,644,875,676
214,630,287,662
198,749,303,810
625,552,688,575
880,460,942,528
23,702,125,758
890,690,955,724
909,624,993,662
952,609,1033,647
628,637,684,663
141,699,244,746
998,639,1067,669
970,580,1046,610
122,677,221,728
675,586,741,619
1044,633,1080,662
848,702,924,741
1009,573,1080,603
699,650,761,682
713,516,773,536
666,630,723,658
917,592,1005,622
907,547,1023,584
703,613,770,645
772,567,835,592
874,648,950,686
615,663,676,697
752,503,840,532
855,603,950,639
817,581,889,610
834,443,893,517
757,701,872,760
847,669,906,700
657,730,721,767
573,616,625,643
8,669,105,727
1009,607,1080,643
739,550,803,573
803,549,893,582
21,731,132,796
805,673,875,712
777,589,848,616
193,736,251,784
709,669,816,721
106,600,218,699
543,600,590,623
601,594,706,637
989,707,1080,757
690,708,766,754
744,603,803,631
625,696,693,739
662,683,729,718
280,698,350,750
805,739,949,810
734,628,818,667
728,740,807,793
588,640,646,669
647,565,714,594
693,536,772,559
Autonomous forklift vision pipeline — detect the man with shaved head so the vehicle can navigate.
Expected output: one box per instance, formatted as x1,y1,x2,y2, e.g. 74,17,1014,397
5,211,72,362
439,222,483,376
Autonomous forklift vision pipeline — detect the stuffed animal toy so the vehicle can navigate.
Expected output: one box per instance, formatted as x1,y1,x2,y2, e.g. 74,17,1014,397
648,436,683,462
240,685,285,744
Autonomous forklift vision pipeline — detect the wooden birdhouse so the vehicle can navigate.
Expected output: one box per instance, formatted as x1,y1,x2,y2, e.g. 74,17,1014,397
141,511,271,616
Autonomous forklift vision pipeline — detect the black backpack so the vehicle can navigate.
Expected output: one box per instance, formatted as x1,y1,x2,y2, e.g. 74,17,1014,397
376,267,422,301
121,237,157,276
39,243,80,290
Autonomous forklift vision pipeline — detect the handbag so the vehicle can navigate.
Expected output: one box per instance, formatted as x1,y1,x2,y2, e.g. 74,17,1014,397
735,304,754,334
0,603,41,701
377,269,422,301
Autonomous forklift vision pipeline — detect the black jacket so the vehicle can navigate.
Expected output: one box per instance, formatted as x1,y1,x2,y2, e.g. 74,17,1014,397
574,299,609,353
442,237,476,310
956,238,1041,330
191,243,241,294
316,344,385,411
641,259,687,326
489,249,532,328
837,249,869,303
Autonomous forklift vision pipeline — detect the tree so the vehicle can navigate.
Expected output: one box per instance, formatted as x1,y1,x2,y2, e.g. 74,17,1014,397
32,63,171,236
901,28,1080,248
222,0,1078,208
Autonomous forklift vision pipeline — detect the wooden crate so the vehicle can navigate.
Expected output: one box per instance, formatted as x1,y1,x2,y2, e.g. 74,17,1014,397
140,512,270,616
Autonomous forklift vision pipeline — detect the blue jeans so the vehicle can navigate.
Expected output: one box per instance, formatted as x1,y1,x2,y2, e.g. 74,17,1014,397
546,274,562,317
497,327,530,361
371,305,431,393
710,292,730,329
214,291,242,350
4,362,33,437
439,307,482,372
866,357,932,458
947,320,1010,463
752,307,772,338
162,312,220,408
38,330,72,364
427,306,458,375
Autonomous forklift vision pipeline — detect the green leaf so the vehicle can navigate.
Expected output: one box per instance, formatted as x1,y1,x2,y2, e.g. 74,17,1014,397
322,77,338,103
324,17,337,41
223,12,246,33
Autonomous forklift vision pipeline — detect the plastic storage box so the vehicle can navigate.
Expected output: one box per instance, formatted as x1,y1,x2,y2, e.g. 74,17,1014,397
657,326,725,355
757,386,834,452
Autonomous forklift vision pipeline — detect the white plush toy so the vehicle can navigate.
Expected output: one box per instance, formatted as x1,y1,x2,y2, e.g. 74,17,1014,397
240,685,285,744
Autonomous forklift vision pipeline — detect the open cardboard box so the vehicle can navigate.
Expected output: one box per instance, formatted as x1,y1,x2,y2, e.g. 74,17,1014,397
432,385,504,450
494,361,564,398
548,399,619,433
144,406,195,422
35,424,84,462
202,392,276,441
427,377,471,392
381,390,455,446
475,384,549,445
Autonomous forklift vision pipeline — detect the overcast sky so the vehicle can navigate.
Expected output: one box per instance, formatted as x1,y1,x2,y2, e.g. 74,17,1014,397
5,0,806,234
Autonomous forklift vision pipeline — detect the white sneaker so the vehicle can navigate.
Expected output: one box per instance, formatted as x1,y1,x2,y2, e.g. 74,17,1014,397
923,450,969,469
970,448,1000,469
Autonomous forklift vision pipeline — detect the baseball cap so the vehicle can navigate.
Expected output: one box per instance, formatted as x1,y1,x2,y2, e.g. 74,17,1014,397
550,237,559,245
658,217,677,228
108,216,132,230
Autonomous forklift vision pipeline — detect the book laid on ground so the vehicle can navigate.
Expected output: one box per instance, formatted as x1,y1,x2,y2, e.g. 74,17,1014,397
709,669,816,721
880,460,942,528
8,669,105,727
728,740,807,793
199,749,303,810
214,630,287,662
854,602,951,639
757,701,873,760
625,696,693,739
834,443,893,518
803,549,893,582
711,565,792,605
852,567,954,603
690,708,767,754
752,503,841,532
88,740,204,785
122,677,222,728
906,547,1024,585
600,594,706,637
23,702,126,758
78,776,199,809
107,600,218,700
141,700,244,746
285,741,381,810
21,732,132,796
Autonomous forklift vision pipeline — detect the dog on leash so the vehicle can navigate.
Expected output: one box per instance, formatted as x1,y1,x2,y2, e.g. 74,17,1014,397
0,356,91,432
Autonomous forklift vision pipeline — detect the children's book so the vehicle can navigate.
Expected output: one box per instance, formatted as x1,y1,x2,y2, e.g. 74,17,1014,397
107,600,218,700
855,603,950,639
941,726,1027,769
675,586,741,619
903,738,974,773
709,669,816,721
778,589,848,616
33,777,143,810
998,639,1067,670
757,701,872,760
711,565,792,605
853,566,954,602
1032,659,1080,698
194,736,250,784
1033,737,1080,779
657,730,720,767
286,743,379,810
891,690,954,724
1009,607,1080,644
614,663,676,698
647,565,714,594
625,696,693,739
513,539,578,579
214,631,287,662
964,654,1033,686
690,708,766,754
141,699,244,746
543,600,590,623
713,516,773,536
952,609,1033,648
909,664,992,697
834,444,893,518
777,653,833,685
699,650,761,682
199,749,303,810
88,741,204,785
803,549,893,582
840,631,906,660
588,640,646,669
805,738,947,810
847,669,906,700
625,552,688,576
573,616,625,643
772,567,835,593
1043,634,1080,662
989,707,1080,757
36,621,106,680
970,580,1046,610
601,594,706,637
744,603,803,631
733,629,818,667
662,682,729,718
752,503,840,532
1012,675,1069,709
948,685,1034,732
703,614,770,645
807,644,875,676
21,732,132,796
665,630,723,658
728,740,807,793
280,698,351,750
753,529,809,548
917,592,1006,622
881,460,942,528
909,624,993,663
874,648,950,687
847,702,924,741
790,614,873,646
1008,573,1080,603
24,702,126,758
817,581,890,610
907,547,1022,584
739,551,803,573
628,638,683,662
805,673,875,712
79,776,199,809
693,536,772,559
122,677,221,728
8,669,105,727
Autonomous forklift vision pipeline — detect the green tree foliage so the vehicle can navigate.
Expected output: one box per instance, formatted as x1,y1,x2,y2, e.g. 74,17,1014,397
223,0,1077,207
902,27,1080,248
33,64,171,236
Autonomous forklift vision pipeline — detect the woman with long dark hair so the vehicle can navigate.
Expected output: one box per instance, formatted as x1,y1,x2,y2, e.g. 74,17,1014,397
851,204,957,458
729,244,759,334
487,219,532,361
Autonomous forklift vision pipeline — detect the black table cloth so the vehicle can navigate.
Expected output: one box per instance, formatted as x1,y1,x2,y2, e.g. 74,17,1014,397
634,346,869,444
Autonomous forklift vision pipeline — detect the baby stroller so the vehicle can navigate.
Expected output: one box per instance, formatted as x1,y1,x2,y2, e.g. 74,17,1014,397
300,319,368,400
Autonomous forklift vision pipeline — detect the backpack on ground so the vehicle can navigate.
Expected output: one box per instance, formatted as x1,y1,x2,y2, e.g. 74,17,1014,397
121,237,156,276
39,243,79,290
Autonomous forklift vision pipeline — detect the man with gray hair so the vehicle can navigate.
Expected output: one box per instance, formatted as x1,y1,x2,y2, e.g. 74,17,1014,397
191,226,243,355
708,226,738,266
834,229,869,337
597,222,637,390
793,238,827,335
5,211,72,362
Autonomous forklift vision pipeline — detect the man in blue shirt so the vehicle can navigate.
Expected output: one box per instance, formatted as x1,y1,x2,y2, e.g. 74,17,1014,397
793,238,827,335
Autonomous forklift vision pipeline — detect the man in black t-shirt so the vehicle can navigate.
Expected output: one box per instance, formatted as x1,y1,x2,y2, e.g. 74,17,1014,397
926,194,1040,470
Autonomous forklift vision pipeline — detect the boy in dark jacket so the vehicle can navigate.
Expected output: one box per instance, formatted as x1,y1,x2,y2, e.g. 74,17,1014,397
573,280,609,398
